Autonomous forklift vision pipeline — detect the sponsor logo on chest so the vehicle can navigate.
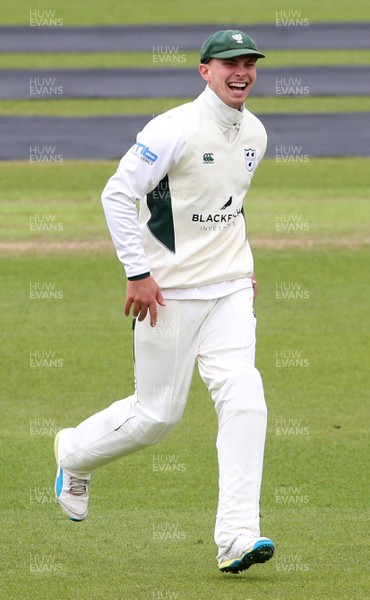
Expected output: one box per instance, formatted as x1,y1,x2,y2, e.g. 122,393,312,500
191,196,244,230
201,148,257,172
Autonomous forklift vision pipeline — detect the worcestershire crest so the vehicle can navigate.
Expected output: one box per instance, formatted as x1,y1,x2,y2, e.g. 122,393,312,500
244,148,256,172
232,33,244,44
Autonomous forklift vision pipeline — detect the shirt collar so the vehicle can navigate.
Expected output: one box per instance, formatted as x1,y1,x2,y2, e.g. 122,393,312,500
201,85,245,128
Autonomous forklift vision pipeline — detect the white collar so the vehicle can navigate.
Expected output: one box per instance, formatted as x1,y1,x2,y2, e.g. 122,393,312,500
201,85,245,128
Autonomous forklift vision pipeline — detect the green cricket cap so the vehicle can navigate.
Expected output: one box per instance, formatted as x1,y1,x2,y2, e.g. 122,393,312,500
200,29,265,63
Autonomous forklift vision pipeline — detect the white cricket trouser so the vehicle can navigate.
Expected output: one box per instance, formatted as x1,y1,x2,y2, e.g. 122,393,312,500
58,287,267,559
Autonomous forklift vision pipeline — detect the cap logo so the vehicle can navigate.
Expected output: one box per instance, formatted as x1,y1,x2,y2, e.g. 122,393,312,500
232,33,243,44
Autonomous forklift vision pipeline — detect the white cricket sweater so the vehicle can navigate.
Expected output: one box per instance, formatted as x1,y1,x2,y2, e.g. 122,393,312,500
102,86,267,293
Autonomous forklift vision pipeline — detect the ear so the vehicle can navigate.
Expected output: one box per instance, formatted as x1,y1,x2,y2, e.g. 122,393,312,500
199,63,211,83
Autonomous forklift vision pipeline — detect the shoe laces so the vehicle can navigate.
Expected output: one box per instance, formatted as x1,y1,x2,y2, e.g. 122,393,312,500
69,476,88,496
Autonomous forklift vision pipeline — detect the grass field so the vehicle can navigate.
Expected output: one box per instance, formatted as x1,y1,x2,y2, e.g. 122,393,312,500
1,159,369,599
1,159,369,242
1,0,369,25
2,97,370,117
2,1,370,598
2,50,370,70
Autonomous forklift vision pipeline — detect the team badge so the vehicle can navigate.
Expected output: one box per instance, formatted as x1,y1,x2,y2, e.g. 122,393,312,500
244,148,256,172
232,33,243,44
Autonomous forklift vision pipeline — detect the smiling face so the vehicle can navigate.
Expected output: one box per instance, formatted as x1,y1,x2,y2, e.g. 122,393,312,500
199,55,257,110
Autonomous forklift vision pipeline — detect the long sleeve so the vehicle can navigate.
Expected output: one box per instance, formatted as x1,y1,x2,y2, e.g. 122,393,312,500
101,114,186,279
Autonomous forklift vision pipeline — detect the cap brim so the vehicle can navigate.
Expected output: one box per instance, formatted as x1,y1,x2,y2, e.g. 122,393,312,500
204,48,265,61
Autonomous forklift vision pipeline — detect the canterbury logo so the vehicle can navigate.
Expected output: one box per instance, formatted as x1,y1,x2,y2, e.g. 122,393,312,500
220,196,232,210
203,153,214,163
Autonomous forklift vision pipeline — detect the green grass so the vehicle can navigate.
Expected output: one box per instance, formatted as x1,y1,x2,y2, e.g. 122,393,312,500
1,159,369,247
1,158,369,598
1,96,370,117
1,157,369,201
1,246,369,599
2,49,370,70
1,0,369,596
1,0,370,24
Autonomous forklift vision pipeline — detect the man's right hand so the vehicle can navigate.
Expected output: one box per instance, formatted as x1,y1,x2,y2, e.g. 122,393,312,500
124,276,166,327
